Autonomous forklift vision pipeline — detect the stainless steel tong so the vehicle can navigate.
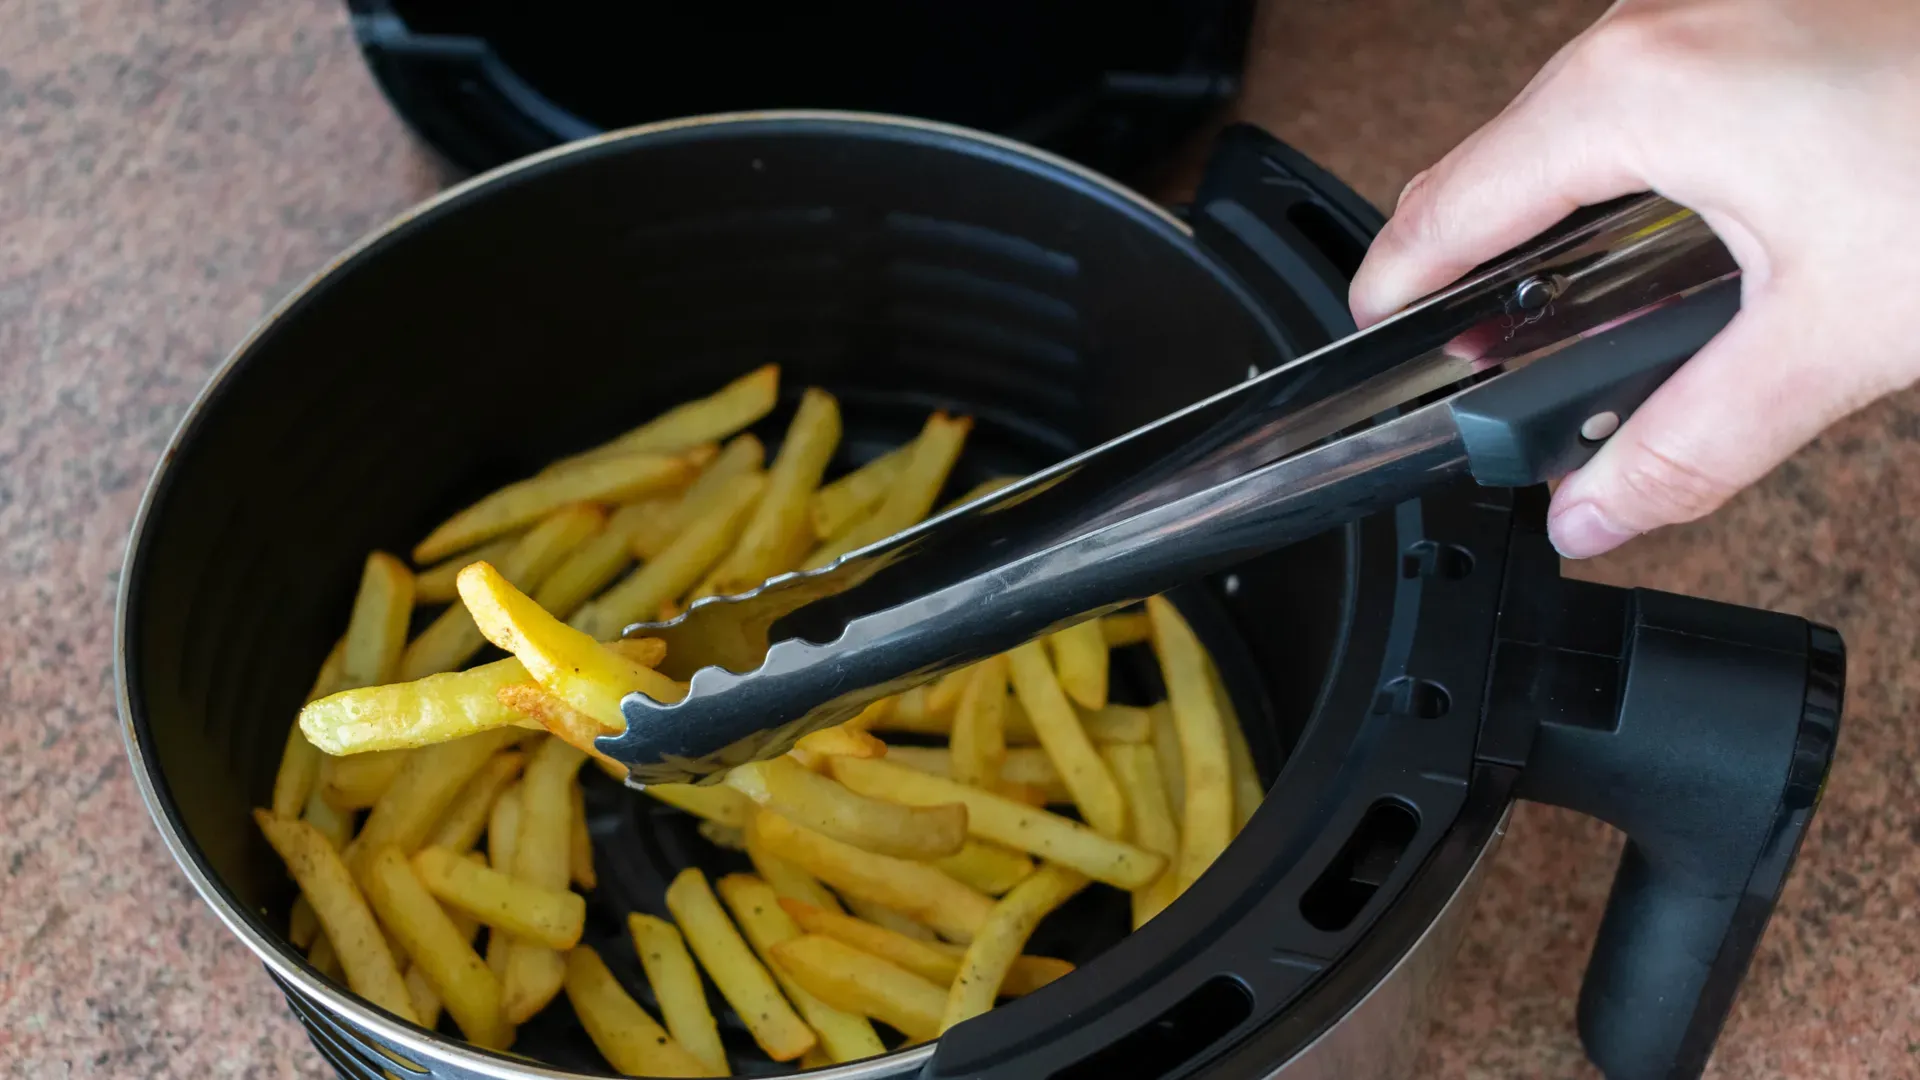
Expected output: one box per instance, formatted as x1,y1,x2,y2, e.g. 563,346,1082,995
599,192,1741,785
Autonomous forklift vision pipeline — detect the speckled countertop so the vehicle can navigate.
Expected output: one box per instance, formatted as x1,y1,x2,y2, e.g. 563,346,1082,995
2,1,1914,1077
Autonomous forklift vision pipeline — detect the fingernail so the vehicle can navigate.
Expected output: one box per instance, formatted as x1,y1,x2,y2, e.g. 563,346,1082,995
1548,502,1639,559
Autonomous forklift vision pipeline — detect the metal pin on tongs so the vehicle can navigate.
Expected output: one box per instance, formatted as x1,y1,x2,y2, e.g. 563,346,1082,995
598,193,1741,785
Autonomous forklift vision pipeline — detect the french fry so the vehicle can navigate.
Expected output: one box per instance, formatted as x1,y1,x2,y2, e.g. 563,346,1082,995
942,865,1088,1030
949,656,1008,789
569,778,596,890
933,841,1035,896
571,472,765,639
414,534,520,605
1104,744,1182,929
252,811,417,1023
488,782,521,875
427,750,525,854
1207,657,1264,831
302,786,355,851
502,735,587,1022
810,443,911,540
841,898,938,942
702,388,841,596
803,412,969,569
880,745,1071,805
699,821,748,851
778,899,1073,996
411,846,585,950
666,868,816,1062
289,896,321,950
723,756,967,860
1007,642,1126,838
938,475,1021,514
1147,597,1232,890
496,683,623,776
308,932,342,981
342,552,415,688
875,685,943,734
631,433,767,560
880,693,1148,747
301,656,536,756
717,875,888,1064
1046,620,1109,712
605,636,669,668
362,846,510,1047
800,1046,832,1069
628,914,729,1075
530,501,656,620
1147,701,1185,813
1101,611,1152,648
554,365,780,471
926,664,977,717
273,638,348,817
768,935,947,1041
646,781,756,828
461,561,684,734
351,729,521,869
1062,703,1152,745
319,749,408,810
788,722,887,771
401,505,607,680
413,452,693,564
565,946,712,1078
828,757,1164,890
744,816,845,914
749,812,994,942
404,851,487,1030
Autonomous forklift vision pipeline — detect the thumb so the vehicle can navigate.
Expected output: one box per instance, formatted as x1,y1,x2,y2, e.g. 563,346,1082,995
1545,289,1861,558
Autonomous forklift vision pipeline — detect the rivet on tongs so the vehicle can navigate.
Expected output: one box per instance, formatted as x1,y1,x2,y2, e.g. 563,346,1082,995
1514,276,1558,311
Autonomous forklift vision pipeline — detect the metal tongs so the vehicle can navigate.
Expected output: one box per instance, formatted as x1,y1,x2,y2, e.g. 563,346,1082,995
600,193,1741,785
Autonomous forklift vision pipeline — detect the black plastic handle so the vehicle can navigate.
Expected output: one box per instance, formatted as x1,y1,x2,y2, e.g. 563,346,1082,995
1485,541,1843,1080
1450,278,1741,488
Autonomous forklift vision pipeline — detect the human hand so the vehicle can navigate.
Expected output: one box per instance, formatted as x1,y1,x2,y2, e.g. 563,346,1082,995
1348,0,1920,557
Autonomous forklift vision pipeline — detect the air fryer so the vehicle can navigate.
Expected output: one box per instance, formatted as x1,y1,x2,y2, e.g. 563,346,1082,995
117,115,1842,1080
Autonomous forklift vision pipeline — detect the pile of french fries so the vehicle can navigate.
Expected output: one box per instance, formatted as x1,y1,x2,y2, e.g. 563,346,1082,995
258,366,1266,1075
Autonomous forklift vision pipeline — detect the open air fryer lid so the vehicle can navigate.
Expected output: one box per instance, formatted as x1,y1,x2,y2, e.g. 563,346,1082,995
344,0,1253,182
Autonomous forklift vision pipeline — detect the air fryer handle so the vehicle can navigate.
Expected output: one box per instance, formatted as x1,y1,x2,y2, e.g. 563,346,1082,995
1504,584,1843,1080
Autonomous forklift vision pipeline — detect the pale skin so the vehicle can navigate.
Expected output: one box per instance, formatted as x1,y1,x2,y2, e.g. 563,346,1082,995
1350,0,1920,558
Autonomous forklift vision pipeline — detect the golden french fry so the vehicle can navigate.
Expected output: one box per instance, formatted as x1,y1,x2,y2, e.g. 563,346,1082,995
303,657,533,756
631,433,767,560
950,656,1009,789
828,757,1164,890
778,899,1072,996
1147,596,1232,890
703,388,842,596
1008,642,1126,838
488,782,521,875
565,945,712,1078
942,865,1087,1030
699,820,747,851
351,729,522,869
530,501,655,620
486,928,513,982
404,851,487,1029
496,682,623,776
925,664,977,717
1104,743,1182,928
319,749,408,810
881,692,1147,747
252,811,417,1023
361,845,509,1047
788,722,887,771
1065,703,1151,745
342,552,415,688
801,1046,832,1069
401,505,607,680
1207,657,1263,831
872,685,944,734
568,778,596,891
1147,701,1185,813
934,841,1035,896
810,443,911,540
428,750,525,854
743,816,845,914
841,897,938,941
411,846,584,950
804,412,970,569
502,735,587,1022
627,914,729,1075
878,745,1070,805
414,453,693,564
938,475,1021,514
289,896,320,950
749,811,994,942
1101,612,1151,648
723,756,967,860
273,638,348,817
667,867,816,1062
308,932,342,981
646,781,756,828
1046,620,1109,712
555,365,780,471
460,561,685,731
718,875,887,1064
414,534,520,605
768,935,947,1041
302,786,355,851
572,472,765,639
604,636,669,668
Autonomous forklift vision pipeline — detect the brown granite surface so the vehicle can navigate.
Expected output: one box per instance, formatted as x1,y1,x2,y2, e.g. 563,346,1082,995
1,1,1913,1077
